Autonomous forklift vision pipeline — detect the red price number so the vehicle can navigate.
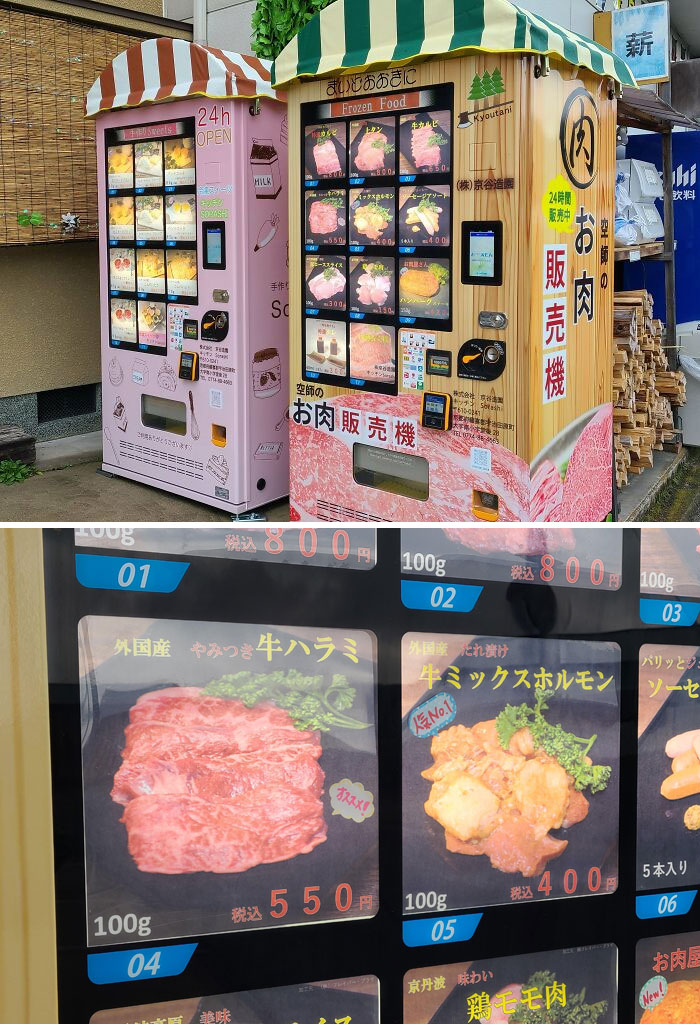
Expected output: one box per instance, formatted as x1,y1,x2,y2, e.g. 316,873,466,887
264,528,352,562
269,883,353,918
539,555,606,587
537,866,602,897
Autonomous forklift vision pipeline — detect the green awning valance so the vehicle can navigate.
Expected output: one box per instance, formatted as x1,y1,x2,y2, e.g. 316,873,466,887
272,0,636,89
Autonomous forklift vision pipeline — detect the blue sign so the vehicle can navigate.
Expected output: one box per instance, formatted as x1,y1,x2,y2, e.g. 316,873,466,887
639,598,700,626
401,580,483,613
87,943,197,984
636,890,696,920
403,913,482,947
75,554,189,592
612,2,670,84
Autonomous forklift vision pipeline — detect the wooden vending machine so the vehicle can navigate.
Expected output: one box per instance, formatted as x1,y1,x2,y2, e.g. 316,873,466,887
90,42,289,515
275,0,636,522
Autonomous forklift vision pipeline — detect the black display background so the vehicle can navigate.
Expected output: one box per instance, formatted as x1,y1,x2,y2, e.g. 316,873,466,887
43,527,700,1023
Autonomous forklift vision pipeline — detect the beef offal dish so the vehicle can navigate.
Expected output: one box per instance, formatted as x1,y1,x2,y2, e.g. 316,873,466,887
422,691,611,877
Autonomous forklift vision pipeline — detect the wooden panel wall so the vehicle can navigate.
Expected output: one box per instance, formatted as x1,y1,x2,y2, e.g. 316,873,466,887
0,529,57,1020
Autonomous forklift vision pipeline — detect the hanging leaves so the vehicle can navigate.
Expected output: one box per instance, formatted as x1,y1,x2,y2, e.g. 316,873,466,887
16,209,44,227
252,0,337,61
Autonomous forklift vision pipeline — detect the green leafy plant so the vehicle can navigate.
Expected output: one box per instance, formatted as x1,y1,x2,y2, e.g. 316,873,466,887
495,688,611,793
510,970,607,1024
0,459,37,485
16,209,44,227
203,669,371,732
252,0,336,61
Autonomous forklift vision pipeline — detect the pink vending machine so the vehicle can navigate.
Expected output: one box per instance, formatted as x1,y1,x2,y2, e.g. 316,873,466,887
88,40,289,515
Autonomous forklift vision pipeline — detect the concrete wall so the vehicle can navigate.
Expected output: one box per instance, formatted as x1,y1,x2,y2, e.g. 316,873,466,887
0,243,101,400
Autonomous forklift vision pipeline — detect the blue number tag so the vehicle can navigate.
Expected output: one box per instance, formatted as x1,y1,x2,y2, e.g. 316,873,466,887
75,554,189,592
87,943,197,984
403,913,482,947
636,890,697,919
639,598,700,626
401,580,483,613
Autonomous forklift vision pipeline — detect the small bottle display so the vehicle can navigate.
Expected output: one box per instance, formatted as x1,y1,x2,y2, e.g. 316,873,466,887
306,320,347,377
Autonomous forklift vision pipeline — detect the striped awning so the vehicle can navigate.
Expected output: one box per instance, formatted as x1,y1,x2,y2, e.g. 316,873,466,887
86,39,279,117
272,0,636,89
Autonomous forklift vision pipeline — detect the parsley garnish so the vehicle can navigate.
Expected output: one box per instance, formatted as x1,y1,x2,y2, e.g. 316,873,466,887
511,971,607,1024
203,670,370,733
495,689,611,793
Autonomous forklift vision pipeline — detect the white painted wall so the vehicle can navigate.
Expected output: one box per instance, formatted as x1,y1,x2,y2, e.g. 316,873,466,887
164,0,604,59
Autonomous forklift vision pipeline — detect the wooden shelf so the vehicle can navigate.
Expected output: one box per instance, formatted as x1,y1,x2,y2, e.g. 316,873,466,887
614,241,665,262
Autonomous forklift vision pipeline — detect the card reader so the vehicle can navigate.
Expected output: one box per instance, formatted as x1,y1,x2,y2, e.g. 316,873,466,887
420,391,452,431
178,351,199,381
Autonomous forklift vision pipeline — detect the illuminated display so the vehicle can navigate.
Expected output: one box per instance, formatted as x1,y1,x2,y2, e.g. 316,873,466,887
300,86,453,395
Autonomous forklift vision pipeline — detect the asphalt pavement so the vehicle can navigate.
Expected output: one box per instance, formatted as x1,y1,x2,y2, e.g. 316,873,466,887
0,460,290,523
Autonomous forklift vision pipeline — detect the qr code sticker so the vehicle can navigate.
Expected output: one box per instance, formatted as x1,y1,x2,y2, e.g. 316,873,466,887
470,447,492,472
209,389,224,409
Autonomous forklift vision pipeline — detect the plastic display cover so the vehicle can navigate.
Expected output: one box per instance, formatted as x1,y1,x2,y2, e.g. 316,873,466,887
78,615,378,945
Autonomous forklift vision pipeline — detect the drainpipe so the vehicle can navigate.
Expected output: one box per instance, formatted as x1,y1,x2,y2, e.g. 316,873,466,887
193,0,207,46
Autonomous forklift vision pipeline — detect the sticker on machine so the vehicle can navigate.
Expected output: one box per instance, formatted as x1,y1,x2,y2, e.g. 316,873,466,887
402,632,620,915
89,975,380,1024
78,616,379,946
404,944,617,1024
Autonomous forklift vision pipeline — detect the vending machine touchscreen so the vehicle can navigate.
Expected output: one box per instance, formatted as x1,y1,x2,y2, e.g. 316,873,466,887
3,526,694,1023
93,41,289,515
276,0,634,522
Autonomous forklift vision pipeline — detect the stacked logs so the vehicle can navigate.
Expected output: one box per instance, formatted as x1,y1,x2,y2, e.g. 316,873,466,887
612,289,686,490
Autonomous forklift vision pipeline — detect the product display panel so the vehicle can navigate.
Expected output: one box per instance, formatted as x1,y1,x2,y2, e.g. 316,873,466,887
300,86,453,394
105,118,198,353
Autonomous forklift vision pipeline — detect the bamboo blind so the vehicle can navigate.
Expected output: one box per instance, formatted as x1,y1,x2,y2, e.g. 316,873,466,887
0,5,143,245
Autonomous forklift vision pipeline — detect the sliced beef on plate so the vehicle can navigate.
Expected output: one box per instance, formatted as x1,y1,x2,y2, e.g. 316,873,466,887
560,405,613,522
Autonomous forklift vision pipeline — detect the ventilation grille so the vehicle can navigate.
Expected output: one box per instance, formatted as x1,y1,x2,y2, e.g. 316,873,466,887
120,441,204,480
38,384,97,423
316,499,388,522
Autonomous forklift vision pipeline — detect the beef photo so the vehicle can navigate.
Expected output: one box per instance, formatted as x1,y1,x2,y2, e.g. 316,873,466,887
355,130,388,172
350,118,395,177
111,687,327,874
314,138,342,177
349,325,395,383
308,200,338,235
560,405,613,521
308,267,346,304
441,526,576,556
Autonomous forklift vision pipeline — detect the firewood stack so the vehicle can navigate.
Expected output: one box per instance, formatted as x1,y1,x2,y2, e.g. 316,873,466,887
612,289,686,490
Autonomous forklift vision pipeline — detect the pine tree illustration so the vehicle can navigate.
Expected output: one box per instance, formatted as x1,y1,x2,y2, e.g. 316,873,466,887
468,73,486,100
480,70,495,97
490,67,505,95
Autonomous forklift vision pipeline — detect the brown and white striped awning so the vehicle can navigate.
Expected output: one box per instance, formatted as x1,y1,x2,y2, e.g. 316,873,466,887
86,39,279,117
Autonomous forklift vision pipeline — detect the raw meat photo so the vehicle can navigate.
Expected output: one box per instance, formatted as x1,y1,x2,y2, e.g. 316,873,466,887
349,258,395,314
349,324,395,383
305,123,346,179
306,257,346,310
79,617,379,946
305,191,346,245
349,118,396,177
399,110,451,175
111,687,328,874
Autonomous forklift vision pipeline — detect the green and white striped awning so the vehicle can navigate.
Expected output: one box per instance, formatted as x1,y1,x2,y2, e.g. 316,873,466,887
272,0,636,89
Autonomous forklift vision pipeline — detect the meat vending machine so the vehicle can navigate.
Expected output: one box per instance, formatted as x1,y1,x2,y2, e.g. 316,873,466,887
88,41,289,515
10,525,700,1021
275,0,637,522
